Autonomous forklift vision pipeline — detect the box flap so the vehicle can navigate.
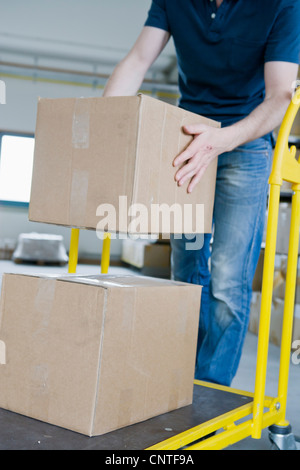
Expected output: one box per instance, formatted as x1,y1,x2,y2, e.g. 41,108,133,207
1,272,197,289
56,274,193,288
3,273,200,289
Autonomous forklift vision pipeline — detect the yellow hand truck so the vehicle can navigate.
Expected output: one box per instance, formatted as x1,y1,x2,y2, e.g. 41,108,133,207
64,89,300,450
149,88,300,450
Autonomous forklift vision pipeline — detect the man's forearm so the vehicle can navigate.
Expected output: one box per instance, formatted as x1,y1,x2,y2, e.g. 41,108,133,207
103,56,146,97
226,92,292,151
103,26,170,98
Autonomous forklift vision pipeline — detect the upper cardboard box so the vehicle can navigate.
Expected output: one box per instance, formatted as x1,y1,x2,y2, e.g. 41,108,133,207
29,94,219,234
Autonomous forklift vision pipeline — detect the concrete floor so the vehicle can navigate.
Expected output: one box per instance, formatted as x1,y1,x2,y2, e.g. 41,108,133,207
0,259,299,450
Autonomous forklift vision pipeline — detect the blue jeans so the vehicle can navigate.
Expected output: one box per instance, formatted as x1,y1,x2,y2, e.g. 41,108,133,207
170,137,273,386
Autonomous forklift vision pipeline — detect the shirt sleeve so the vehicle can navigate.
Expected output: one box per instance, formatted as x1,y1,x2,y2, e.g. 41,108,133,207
144,0,170,33
264,1,300,64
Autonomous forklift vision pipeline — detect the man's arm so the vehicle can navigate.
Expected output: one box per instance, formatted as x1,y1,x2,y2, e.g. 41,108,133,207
228,61,298,147
103,26,170,97
174,61,299,193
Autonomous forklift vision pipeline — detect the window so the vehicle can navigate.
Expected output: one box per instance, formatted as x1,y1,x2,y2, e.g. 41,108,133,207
0,133,35,205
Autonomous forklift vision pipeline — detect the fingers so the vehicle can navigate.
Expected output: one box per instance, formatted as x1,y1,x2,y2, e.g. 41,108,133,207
177,169,196,187
173,141,198,168
173,127,211,168
173,123,215,191
174,155,198,185
175,158,207,193
187,165,208,193
183,123,208,135
174,145,211,188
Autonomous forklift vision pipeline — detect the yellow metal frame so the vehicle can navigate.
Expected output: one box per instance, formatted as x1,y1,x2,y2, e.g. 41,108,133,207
67,90,300,450
68,229,111,274
147,380,279,450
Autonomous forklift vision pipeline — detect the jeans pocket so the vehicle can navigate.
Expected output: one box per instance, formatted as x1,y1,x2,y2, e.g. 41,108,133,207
235,138,271,158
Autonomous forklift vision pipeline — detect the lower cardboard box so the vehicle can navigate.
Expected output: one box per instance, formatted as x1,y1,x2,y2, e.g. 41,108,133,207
0,273,201,437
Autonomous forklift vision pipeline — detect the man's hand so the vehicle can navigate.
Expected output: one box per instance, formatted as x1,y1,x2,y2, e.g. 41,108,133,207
173,124,234,193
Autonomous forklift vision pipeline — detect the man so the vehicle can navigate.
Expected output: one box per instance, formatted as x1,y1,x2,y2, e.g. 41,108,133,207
103,0,300,386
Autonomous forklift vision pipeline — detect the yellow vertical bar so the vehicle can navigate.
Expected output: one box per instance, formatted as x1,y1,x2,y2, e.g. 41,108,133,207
252,183,281,439
68,228,80,273
276,186,300,425
101,232,111,274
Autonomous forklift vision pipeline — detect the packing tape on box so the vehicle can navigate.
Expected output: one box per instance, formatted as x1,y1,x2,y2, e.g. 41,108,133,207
70,169,89,226
28,363,50,418
34,278,56,328
0,340,6,365
72,98,90,149
59,275,133,288
121,288,137,331
31,364,49,394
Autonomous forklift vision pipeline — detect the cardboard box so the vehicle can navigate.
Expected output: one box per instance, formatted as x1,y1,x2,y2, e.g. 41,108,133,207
29,94,219,235
121,238,171,277
0,273,201,436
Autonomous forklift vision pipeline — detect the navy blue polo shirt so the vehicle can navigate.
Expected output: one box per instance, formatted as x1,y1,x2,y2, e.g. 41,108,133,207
145,0,300,129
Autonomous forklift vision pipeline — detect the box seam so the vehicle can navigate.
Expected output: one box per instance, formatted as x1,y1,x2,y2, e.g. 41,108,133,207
131,94,144,208
90,287,108,436
157,105,167,206
0,275,7,331
28,98,42,220
68,99,76,227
